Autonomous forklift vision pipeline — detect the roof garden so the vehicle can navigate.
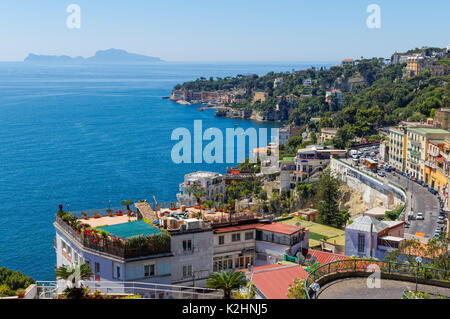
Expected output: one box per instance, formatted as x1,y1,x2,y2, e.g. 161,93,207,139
97,220,162,239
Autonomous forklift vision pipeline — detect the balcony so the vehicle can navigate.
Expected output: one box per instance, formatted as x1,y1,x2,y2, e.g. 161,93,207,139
55,216,171,260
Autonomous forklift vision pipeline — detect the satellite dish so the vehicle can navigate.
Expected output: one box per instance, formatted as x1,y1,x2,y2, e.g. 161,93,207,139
297,255,306,265
308,257,317,265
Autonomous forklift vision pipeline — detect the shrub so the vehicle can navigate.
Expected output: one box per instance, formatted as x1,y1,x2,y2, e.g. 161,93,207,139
0,284,13,297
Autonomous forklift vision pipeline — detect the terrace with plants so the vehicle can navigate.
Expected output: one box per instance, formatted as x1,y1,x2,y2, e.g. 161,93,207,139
55,205,171,259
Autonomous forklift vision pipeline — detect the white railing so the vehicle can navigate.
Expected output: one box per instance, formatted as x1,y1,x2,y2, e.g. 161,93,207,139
35,280,223,299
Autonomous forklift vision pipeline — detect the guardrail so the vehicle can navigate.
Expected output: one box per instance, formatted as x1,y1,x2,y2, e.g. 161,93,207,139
304,258,450,299
333,158,408,220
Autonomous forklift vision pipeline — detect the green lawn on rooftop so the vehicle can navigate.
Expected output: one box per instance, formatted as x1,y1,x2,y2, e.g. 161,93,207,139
279,217,346,248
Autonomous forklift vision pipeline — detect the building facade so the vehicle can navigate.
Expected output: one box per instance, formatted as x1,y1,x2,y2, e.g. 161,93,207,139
177,171,225,206
388,127,407,171
405,128,449,180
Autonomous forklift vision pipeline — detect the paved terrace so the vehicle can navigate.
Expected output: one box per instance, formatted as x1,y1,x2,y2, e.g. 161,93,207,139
317,277,450,299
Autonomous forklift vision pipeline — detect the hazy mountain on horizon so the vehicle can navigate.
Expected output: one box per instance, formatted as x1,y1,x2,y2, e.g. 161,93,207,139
24,49,164,64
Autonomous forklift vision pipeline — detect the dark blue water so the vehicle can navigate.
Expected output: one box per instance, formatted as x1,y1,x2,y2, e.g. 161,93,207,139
0,62,331,280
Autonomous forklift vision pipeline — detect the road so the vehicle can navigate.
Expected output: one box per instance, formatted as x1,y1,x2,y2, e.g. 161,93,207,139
341,157,442,238
317,277,450,299
384,172,441,238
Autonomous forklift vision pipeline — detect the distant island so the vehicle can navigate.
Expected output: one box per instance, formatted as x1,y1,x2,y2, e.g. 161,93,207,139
24,49,163,65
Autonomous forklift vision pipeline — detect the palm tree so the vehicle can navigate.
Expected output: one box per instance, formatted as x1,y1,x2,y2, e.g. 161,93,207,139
55,263,94,299
121,200,134,212
206,270,248,299
187,182,206,218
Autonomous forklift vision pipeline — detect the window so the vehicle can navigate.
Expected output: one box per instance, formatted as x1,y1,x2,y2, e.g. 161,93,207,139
183,265,192,278
116,266,121,279
183,240,192,251
232,233,241,242
245,232,254,240
144,264,155,277
95,262,100,274
358,234,365,253
218,236,225,245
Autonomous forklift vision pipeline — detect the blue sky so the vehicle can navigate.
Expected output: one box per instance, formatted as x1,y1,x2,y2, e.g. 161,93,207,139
0,0,448,62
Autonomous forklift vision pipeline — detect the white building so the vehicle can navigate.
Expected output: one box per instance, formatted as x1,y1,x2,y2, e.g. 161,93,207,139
273,77,283,88
177,171,225,206
345,216,405,260
212,221,309,271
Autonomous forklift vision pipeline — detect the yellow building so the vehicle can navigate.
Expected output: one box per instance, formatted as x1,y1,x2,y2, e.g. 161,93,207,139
424,140,448,193
406,127,449,181
406,56,449,77
320,128,338,144
252,91,268,104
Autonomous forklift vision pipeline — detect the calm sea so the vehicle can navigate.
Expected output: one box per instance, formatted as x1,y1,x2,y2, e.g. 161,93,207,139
0,61,332,280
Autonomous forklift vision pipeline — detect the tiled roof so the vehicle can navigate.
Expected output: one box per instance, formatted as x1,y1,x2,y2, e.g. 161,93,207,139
346,216,390,233
214,222,304,235
306,249,348,265
213,223,260,234
242,264,309,299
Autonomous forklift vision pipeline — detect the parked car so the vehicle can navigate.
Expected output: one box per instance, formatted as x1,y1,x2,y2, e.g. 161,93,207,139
416,212,424,220
411,177,417,182
417,180,424,186
378,171,386,177
385,167,392,172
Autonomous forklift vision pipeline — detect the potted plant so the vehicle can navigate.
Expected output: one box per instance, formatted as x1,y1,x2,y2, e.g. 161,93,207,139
169,203,177,211
106,209,113,217
82,212,88,220
16,288,26,299
116,210,123,216
93,214,101,219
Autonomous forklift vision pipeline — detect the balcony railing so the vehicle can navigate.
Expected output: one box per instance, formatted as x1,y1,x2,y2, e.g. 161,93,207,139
55,217,171,259
304,259,450,299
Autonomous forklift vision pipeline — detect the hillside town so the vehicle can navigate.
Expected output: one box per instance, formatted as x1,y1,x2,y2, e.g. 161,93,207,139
4,46,450,301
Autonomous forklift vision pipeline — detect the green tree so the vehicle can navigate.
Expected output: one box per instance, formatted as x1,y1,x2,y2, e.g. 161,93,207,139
206,271,248,299
317,170,348,228
287,278,306,299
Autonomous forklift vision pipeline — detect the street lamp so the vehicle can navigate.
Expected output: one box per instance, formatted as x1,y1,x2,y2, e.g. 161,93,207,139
311,282,320,299
415,256,422,292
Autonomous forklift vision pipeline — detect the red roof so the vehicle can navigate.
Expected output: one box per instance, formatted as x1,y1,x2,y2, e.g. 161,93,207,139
214,222,304,235
214,223,260,234
242,265,309,299
306,249,348,265
256,223,303,235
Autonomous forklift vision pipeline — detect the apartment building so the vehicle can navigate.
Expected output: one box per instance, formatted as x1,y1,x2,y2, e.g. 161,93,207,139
388,127,407,171
320,128,338,144
406,56,449,77
294,146,346,183
212,221,309,271
434,108,450,130
405,128,449,181
424,139,449,194
177,171,225,206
